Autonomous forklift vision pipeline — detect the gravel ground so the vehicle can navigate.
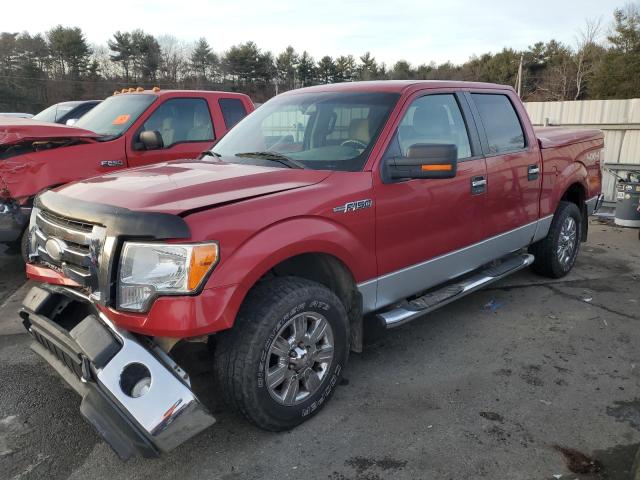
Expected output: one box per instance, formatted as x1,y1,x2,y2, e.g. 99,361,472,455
0,220,639,480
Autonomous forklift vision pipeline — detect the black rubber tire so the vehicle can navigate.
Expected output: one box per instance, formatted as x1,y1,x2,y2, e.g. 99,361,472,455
214,276,349,431
632,444,640,480
20,228,29,263
4,228,28,260
529,201,582,278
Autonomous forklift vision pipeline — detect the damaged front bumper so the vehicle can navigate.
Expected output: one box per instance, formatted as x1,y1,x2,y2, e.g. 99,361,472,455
20,284,215,460
0,199,29,242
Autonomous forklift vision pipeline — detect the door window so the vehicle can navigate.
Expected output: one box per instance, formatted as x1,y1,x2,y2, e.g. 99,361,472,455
471,94,525,154
141,98,214,148
395,94,472,159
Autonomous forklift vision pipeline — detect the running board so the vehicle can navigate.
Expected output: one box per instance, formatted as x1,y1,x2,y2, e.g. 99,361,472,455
377,253,535,328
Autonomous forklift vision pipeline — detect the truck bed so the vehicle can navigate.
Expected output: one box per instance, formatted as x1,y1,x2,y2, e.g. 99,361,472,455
535,126,603,149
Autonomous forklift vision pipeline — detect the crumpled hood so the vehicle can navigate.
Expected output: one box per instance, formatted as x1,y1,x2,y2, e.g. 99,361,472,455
56,159,332,215
0,118,101,200
0,116,99,145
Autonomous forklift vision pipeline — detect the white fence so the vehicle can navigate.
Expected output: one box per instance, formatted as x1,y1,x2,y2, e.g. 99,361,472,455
524,99,640,204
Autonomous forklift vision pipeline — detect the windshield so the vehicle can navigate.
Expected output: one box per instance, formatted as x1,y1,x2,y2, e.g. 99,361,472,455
33,103,76,123
212,91,399,172
74,94,156,137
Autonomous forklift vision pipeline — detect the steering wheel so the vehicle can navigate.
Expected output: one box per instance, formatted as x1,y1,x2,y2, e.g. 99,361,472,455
340,139,368,149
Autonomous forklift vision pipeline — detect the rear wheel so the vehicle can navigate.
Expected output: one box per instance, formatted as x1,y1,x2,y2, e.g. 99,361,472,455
530,201,582,278
214,277,349,431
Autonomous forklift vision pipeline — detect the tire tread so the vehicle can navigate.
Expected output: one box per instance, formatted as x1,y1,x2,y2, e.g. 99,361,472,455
530,201,582,278
213,276,346,431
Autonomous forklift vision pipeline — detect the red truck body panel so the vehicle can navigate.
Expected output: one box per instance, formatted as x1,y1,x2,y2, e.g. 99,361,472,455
25,81,604,338
57,160,331,214
0,90,253,203
0,117,99,144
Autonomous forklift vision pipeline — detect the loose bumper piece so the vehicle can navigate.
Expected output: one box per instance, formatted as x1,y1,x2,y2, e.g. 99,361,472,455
20,284,215,460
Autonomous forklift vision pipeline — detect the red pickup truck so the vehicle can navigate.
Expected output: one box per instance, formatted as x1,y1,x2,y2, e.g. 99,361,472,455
20,81,603,460
0,89,253,256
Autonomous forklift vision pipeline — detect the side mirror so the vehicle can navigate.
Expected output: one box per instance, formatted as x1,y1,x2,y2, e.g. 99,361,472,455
139,130,164,150
65,118,78,126
387,143,458,180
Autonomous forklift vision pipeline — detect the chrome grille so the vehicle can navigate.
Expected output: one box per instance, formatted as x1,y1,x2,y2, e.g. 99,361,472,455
39,209,93,233
31,207,105,291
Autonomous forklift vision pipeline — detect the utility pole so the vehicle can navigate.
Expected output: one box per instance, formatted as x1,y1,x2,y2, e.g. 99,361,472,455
515,54,524,97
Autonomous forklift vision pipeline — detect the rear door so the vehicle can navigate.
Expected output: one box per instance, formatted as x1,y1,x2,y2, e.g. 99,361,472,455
126,97,216,168
372,90,488,309
467,91,541,241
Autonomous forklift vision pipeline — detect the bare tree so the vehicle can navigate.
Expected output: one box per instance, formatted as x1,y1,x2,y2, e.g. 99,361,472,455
158,35,188,86
574,17,604,100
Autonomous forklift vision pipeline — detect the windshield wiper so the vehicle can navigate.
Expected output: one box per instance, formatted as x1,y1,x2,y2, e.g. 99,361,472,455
201,150,221,158
96,134,116,142
235,151,306,169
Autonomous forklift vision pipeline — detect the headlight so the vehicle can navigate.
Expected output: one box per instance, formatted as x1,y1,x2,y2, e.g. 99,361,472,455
117,241,219,312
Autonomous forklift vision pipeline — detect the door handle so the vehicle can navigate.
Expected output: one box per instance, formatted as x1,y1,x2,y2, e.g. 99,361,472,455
528,164,540,181
471,176,486,194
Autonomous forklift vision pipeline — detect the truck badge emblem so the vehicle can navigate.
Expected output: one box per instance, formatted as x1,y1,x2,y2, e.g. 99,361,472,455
44,237,67,262
333,199,373,213
101,160,124,167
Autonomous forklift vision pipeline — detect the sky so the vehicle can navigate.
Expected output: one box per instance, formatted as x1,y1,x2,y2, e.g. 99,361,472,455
2,0,622,66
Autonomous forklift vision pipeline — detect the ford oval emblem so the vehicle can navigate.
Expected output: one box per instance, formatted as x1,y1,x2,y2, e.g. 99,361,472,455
44,238,67,262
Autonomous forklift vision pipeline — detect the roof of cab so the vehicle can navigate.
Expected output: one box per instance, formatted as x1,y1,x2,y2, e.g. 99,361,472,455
281,80,516,96
113,89,250,100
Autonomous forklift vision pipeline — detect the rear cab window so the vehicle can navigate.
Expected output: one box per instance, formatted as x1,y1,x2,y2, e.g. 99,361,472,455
471,93,526,155
219,98,248,129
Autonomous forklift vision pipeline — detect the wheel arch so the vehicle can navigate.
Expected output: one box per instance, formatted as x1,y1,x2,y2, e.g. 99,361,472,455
549,160,589,242
252,252,363,353
206,217,372,351
560,181,588,241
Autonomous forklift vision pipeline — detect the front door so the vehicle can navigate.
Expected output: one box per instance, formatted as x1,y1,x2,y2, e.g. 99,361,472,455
126,97,216,168
372,91,488,310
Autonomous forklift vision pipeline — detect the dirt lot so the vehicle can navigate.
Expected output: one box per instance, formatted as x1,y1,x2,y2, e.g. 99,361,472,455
0,221,639,480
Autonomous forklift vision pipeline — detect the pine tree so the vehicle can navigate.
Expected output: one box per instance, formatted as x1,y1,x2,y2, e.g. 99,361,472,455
191,37,217,81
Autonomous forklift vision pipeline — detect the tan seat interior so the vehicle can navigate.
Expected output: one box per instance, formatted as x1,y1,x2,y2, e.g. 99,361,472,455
348,118,370,145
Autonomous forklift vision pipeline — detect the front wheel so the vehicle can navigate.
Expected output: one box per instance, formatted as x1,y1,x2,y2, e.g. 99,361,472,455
214,277,349,431
5,228,28,262
529,201,582,278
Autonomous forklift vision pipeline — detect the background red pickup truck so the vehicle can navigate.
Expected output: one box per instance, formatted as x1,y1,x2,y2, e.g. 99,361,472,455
0,89,254,254
21,80,603,459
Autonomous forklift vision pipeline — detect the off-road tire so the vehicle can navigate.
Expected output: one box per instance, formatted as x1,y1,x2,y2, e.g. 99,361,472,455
529,201,582,278
214,276,349,431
